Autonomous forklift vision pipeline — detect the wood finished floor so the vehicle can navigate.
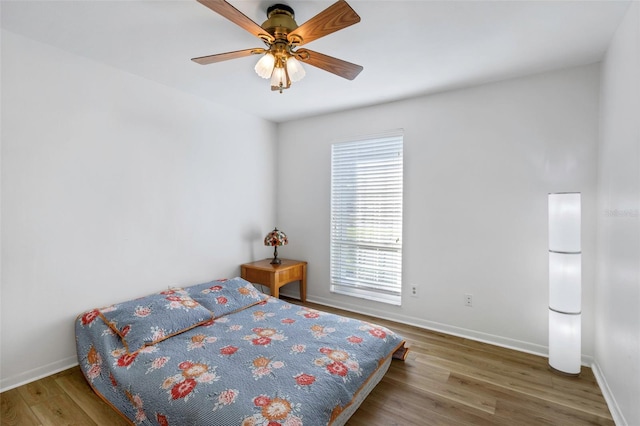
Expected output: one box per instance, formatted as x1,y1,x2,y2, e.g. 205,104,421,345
1,299,613,426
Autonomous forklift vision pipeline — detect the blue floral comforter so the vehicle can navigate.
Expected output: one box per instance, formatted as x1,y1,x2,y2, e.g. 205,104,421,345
75,277,407,425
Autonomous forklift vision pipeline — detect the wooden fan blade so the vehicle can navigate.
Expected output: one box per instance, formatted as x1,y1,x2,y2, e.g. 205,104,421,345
191,48,264,65
287,0,360,46
297,49,363,80
197,0,273,43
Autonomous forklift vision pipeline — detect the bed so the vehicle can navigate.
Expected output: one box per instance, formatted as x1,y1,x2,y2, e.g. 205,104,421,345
75,277,408,425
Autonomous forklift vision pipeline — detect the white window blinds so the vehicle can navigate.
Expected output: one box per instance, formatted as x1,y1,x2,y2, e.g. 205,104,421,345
330,131,403,305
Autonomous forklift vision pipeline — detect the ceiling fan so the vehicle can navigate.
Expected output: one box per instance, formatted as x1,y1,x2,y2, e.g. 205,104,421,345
191,0,363,93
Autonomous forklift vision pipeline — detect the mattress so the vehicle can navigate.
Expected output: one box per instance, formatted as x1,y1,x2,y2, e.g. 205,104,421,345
75,277,407,425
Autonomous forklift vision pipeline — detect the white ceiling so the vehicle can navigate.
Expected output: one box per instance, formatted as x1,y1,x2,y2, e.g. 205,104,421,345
1,0,632,123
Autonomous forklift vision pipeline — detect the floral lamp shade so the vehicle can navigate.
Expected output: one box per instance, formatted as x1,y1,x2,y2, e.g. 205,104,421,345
264,227,288,265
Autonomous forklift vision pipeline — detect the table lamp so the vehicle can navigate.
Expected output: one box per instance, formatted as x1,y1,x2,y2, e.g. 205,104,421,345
264,227,288,265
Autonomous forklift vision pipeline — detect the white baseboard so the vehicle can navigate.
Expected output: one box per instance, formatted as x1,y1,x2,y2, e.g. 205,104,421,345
592,361,627,426
0,356,78,393
294,293,598,367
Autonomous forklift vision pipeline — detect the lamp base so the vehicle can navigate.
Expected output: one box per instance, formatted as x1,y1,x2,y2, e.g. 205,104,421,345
270,245,282,265
549,364,580,377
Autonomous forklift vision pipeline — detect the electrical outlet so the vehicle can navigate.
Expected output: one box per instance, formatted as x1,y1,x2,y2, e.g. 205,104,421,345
411,285,418,298
464,294,473,307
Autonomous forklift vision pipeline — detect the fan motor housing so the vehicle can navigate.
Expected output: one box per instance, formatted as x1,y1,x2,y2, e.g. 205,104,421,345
262,4,298,38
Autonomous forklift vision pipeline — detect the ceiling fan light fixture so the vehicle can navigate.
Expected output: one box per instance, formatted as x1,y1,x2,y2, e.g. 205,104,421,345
286,56,305,82
255,53,276,78
193,0,363,92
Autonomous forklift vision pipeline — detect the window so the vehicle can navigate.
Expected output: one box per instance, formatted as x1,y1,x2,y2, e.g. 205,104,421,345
330,130,403,305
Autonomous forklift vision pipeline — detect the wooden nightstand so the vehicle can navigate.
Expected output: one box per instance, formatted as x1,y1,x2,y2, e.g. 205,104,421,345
241,259,307,302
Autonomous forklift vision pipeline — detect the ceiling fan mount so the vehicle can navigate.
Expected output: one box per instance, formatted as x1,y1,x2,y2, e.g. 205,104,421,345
191,0,363,93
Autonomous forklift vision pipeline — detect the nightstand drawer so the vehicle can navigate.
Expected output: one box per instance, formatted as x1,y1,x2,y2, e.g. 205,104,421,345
274,264,304,282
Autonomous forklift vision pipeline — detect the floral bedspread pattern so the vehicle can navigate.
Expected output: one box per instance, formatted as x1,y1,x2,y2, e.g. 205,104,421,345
76,278,406,426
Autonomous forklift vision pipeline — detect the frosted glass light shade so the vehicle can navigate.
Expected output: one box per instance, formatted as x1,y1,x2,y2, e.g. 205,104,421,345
286,57,305,82
548,310,581,375
270,66,286,88
255,54,275,79
549,193,581,253
549,252,581,314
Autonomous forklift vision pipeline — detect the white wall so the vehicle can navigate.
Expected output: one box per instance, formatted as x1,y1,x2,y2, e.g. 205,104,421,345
596,2,640,425
277,65,600,358
0,30,277,391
